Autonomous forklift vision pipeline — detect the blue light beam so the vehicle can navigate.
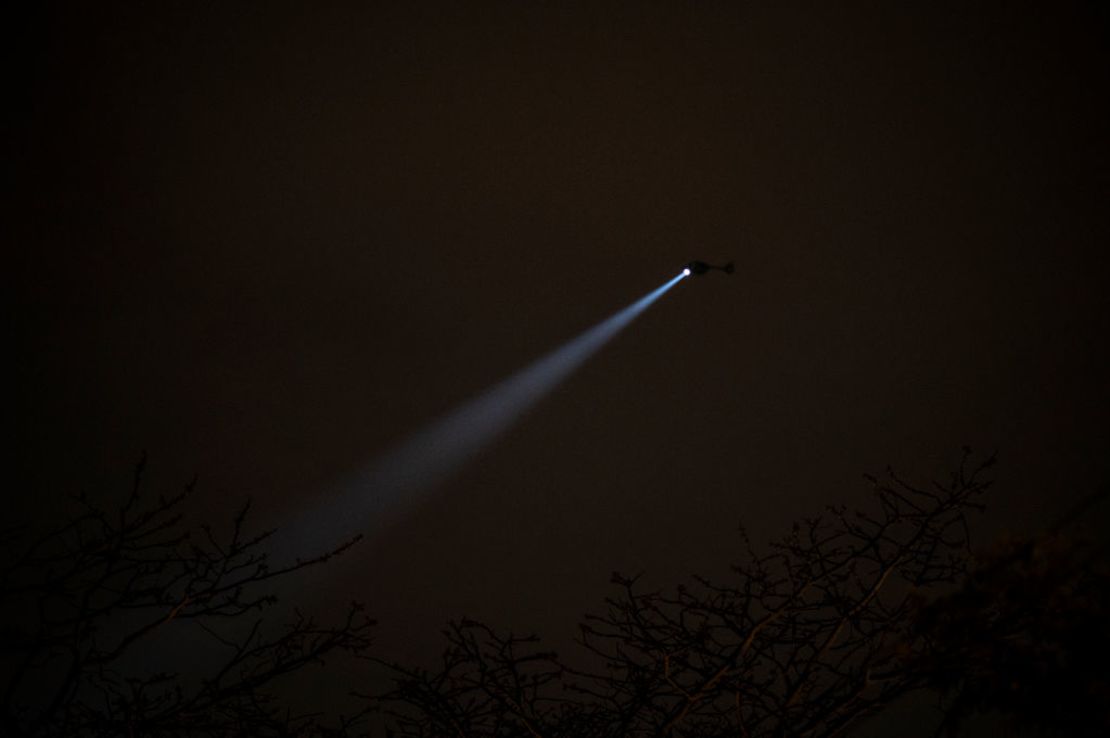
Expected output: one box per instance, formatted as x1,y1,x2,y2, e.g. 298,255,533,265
281,271,688,552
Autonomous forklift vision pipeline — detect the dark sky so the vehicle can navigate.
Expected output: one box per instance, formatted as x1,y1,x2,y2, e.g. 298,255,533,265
12,0,1110,722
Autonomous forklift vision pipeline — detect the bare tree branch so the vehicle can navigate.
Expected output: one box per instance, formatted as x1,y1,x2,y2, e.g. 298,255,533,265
0,457,375,737
374,451,993,737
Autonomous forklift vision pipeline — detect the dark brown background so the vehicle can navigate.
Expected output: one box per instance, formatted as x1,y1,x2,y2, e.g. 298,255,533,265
11,1,1109,730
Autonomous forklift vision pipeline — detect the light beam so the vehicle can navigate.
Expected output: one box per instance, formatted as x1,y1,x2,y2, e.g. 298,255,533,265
280,271,688,552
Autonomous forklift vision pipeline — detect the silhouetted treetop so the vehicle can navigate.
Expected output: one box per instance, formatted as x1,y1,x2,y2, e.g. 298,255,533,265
375,452,995,737
0,454,374,737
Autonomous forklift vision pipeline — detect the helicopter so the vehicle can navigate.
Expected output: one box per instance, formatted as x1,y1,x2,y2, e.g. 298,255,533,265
684,260,735,276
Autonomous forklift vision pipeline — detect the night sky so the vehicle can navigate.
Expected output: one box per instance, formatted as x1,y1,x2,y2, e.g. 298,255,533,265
11,0,1110,725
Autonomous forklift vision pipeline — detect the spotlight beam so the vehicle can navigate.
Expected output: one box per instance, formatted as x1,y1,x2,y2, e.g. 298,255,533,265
279,271,689,552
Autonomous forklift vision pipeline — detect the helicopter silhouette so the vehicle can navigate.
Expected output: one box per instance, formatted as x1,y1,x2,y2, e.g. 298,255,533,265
684,260,735,276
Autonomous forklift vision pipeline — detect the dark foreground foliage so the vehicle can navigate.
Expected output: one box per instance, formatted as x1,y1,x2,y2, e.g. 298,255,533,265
6,452,1104,737
375,453,997,737
914,503,1110,737
0,454,374,737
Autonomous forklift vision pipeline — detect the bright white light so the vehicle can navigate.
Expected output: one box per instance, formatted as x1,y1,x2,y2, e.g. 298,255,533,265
683,268,691,276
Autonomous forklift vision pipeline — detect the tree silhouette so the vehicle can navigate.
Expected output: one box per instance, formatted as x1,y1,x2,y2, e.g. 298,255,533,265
0,454,374,737
912,498,1110,737
7,451,1101,737
374,452,995,737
